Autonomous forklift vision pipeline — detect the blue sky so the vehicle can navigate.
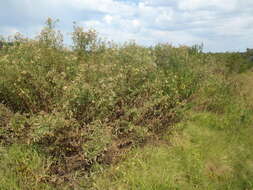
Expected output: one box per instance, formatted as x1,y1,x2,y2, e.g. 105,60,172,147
0,0,252,52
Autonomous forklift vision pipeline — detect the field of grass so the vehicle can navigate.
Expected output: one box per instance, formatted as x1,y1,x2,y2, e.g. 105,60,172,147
94,109,253,190
0,19,253,189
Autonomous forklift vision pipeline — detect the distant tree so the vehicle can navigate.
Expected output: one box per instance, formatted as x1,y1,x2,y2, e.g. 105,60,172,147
37,18,63,49
246,48,253,55
72,23,98,57
246,48,253,62
0,41,15,49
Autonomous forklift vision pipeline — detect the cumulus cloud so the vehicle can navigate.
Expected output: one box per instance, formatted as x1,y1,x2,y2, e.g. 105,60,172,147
0,0,252,52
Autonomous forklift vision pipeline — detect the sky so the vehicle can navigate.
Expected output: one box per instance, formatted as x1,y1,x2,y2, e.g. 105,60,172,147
0,0,252,52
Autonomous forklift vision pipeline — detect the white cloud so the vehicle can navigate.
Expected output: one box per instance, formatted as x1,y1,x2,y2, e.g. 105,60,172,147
132,19,140,27
0,0,252,52
63,0,136,17
214,16,253,36
103,15,113,24
178,0,238,11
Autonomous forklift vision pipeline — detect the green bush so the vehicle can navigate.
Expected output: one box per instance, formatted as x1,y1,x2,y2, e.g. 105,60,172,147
0,19,251,189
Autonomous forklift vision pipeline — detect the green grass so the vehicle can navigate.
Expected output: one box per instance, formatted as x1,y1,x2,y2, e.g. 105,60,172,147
0,145,54,190
93,111,253,190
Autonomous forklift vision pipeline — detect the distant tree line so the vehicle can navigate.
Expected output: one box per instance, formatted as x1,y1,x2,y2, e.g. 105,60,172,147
247,48,253,53
0,41,15,49
246,48,253,61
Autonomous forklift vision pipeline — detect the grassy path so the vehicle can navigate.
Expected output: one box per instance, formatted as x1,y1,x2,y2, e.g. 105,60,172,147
93,72,253,190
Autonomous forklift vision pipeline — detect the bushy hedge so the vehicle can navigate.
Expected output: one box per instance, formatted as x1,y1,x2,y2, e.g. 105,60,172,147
0,19,248,189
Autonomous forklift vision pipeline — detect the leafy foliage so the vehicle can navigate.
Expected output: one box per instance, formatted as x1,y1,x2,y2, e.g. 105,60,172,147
0,19,252,189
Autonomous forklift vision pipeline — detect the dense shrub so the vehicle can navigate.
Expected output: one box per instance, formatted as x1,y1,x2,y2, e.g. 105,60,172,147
0,19,251,189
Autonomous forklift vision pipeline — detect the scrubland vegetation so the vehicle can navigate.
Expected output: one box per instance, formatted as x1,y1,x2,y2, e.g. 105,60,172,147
1,19,253,189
